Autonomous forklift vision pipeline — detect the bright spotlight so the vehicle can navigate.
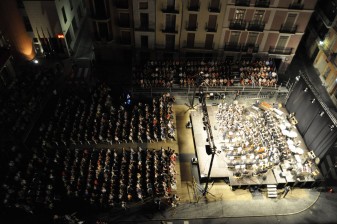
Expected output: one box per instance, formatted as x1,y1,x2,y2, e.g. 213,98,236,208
33,59,39,64
319,40,324,46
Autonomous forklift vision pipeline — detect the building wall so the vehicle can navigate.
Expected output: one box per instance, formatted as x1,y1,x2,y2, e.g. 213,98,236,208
133,0,156,49
0,0,35,60
155,0,182,50
23,0,86,56
55,0,84,49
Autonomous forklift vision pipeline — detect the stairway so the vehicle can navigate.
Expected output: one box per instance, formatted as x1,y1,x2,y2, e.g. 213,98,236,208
267,185,278,198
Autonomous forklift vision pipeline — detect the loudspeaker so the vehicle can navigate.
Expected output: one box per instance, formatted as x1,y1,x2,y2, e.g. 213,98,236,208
205,145,212,155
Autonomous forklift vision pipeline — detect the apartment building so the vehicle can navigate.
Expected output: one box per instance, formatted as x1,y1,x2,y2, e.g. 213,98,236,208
309,0,337,105
20,0,87,57
87,0,316,73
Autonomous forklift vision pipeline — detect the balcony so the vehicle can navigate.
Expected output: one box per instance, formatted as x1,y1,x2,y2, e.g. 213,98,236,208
208,2,221,13
247,21,265,31
188,1,200,11
224,42,242,51
186,22,198,31
205,23,218,32
94,33,113,43
288,2,304,10
134,26,154,32
183,42,214,50
229,20,246,30
268,47,293,55
117,20,130,28
161,4,179,14
255,0,270,8
91,14,110,22
279,24,297,33
162,25,178,33
235,0,250,7
115,0,129,9
118,38,131,45
242,44,259,53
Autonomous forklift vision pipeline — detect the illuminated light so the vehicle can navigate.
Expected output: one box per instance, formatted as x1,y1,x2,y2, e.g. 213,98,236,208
33,59,39,64
319,40,324,46
57,34,65,39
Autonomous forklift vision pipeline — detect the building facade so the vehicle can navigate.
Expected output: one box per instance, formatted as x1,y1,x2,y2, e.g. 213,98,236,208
20,0,87,57
305,0,337,106
86,0,316,73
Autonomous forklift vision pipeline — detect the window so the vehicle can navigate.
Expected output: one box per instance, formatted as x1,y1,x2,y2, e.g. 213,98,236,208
247,32,258,45
139,2,148,9
234,9,245,20
229,31,240,43
186,33,195,47
253,10,264,22
16,0,24,8
120,31,131,44
284,13,297,27
276,36,289,48
62,7,67,23
323,67,331,79
141,35,148,48
66,30,72,45
82,0,86,8
140,13,149,28
69,0,73,10
167,0,175,8
72,17,78,34
77,5,83,20
23,16,33,32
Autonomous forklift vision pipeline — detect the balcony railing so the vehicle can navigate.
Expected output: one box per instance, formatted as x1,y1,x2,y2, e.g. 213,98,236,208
224,42,242,51
95,33,113,43
255,0,270,8
289,2,304,10
186,22,198,31
205,23,218,32
183,42,214,50
161,4,179,14
235,0,250,6
188,1,200,11
279,24,297,33
134,26,154,32
115,0,129,9
208,2,221,12
119,37,131,45
117,20,130,28
162,25,178,33
91,14,110,21
229,20,246,30
247,21,265,31
268,47,293,55
242,44,259,53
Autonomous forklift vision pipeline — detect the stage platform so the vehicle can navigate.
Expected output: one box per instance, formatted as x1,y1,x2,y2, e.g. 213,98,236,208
190,100,321,189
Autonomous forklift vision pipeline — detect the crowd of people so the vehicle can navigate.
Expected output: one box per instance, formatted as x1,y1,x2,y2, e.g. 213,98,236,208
133,59,278,88
62,147,177,208
34,84,176,147
216,103,289,176
0,64,60,139
2,146,177,211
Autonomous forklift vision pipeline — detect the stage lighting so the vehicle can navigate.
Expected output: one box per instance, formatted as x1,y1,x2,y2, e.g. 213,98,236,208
33,59,39,64
319,111,325,117
304,87,308,92
295,76,300,81
311,99,316,103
